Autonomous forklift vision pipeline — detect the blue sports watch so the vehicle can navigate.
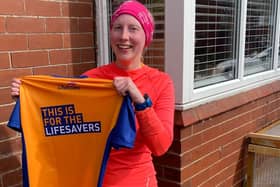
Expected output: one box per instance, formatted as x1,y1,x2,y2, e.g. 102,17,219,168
134,94,152,111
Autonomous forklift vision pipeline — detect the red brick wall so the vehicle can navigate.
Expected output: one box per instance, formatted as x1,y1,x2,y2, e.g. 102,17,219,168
0,0,96,186
155,80,280,187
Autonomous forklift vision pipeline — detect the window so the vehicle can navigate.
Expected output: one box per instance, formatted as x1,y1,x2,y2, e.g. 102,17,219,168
194,0,278,89
100,1,280,108
244,0,276,76
195,0,238,88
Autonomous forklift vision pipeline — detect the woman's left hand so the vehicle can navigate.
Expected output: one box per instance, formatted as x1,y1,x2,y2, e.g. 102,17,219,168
113,76,145,104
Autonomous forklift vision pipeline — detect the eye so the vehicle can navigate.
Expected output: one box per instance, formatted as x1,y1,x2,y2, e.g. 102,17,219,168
129,26,140,32
112,25,122,31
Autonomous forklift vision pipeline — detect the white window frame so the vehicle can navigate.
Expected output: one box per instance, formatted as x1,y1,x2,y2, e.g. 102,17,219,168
96,0,280,110
165,0,280,110
95,0,110,66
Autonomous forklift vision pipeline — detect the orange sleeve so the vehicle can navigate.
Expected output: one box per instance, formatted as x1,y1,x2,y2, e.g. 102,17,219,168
136,78,175,156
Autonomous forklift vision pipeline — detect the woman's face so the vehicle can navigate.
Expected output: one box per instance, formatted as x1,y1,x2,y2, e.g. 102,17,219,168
110,14,146,69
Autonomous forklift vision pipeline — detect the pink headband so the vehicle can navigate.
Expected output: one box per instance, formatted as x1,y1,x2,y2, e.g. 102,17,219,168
111,0,154,47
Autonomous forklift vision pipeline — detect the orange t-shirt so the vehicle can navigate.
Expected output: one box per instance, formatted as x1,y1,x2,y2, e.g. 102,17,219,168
8,76,136,187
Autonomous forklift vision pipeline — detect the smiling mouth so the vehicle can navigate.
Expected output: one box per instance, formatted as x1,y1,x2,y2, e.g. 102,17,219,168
117,44,133,49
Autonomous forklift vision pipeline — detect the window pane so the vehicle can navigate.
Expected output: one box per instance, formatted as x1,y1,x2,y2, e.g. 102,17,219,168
195,0,238,88
244,0,275,76
108,0,165,71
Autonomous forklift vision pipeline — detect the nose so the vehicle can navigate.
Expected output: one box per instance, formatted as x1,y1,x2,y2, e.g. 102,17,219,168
120,27,129,40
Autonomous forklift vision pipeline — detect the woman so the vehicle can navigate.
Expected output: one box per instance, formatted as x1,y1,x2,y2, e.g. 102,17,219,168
11,1,175,186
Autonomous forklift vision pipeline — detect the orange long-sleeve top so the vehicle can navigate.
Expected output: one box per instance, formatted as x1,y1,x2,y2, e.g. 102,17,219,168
83,63,175,187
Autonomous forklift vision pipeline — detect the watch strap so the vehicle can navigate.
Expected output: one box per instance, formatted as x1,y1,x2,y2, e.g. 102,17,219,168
134,94,152,111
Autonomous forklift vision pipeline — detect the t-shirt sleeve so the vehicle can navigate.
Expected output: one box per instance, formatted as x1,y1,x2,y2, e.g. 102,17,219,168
7,99,22,132
110,95,136,149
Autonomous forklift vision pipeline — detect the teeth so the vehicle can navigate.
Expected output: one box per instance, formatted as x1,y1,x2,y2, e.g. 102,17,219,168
118,44,131,49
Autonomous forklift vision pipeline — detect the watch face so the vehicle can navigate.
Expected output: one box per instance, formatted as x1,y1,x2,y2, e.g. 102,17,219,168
145,96,152,107
134,94,152,111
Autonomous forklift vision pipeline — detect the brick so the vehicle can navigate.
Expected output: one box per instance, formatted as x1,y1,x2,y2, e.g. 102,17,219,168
219,114,252,135
192,150,242,186
12,51,49,68
146,57,164,67
260,83,275,97
181,180,192,187
153,153,181,168
9,184,22,187
81,48,94,62
78,0,93,2
150,40,164,49
0,0,24,15
178,125,192,140
0,88,13,105
0,105,14,123
25,0,61,17
174,109,199,126
46,18,78,33
161,167,181,181
2,169,22,187
182,151,220,180
0,138,22,156
270,80,280,92
146,48,164,57
6,17,45,33
157,180,181,187
199,158,242,187
29,34,63,50
168,139,181,154
0,69,32,87
192,120,215,135
173,126,182,141
154,164,163,178
181,152,192,167
191,141,217,161
67,62,95,76
181,133,203,154
0,53,10,69
266,108,280,123
191,165,222,187
0,155,21,173
0,17,5,33
49,49,80,65
0,35,28,51
63,33,93,48
229,94,251,109
62,2,92,17
201,125,224,143
220,138,244,158
194,101,220,121
78,18,93,32
224,174,244,187
33,65,68,77
0,125,17,141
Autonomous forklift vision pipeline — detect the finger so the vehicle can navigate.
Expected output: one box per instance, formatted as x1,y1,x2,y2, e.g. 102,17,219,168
12,78,21,84
11,89,20,97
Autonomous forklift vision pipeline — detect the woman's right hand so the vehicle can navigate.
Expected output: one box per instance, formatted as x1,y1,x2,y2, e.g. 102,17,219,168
11,78,21,97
